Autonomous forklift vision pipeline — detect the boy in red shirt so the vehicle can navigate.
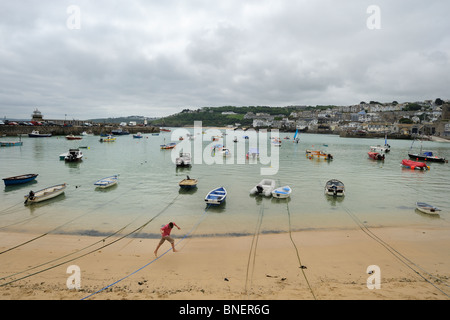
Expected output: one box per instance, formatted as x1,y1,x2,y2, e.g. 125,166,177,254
154,222,181,257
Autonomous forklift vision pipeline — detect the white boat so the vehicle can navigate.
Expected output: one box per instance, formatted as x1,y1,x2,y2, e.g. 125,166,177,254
133,132,143,138
24,183,66,204
370,145,389,154
250,179,276,197
59,151,69,160
94,175,119,188
221,147,231,157
324,179,345,197
271,138,282,146
272,186,292,198
28,130,52,138
416,202,441,215
64,149,83,162
176,152,192,167
205,187,227,205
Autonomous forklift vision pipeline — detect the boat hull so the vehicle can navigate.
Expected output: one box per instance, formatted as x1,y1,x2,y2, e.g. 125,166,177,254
205,187,227,205
325,179,345,197
272,186,291,198
416,202,441,215
24,183,66,204
401,159,429,170
94,175,118,188
250,179,276,197
3,174,38,186
408,153,447,163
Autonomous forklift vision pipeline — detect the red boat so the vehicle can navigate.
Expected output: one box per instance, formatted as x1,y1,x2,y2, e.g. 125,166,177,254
368,151,385,160
401,159,429,170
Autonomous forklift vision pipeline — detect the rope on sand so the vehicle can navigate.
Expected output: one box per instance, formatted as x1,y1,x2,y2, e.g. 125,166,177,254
340,203,450,298
244,205,264,294
81,204,211,300
0,193,180,286
285,200,317,300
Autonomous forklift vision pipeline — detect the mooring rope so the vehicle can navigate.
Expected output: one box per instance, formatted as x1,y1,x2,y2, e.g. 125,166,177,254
340,203,450,298
245,204,264,294
285,199,317,300
0,193,180,287
81,204,211,300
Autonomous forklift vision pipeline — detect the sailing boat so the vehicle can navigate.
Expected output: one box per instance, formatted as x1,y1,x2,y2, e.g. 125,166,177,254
384,133,391,152
293,129,299,143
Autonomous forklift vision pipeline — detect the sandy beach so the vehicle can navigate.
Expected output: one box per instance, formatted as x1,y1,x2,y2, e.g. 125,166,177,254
1,225,449,301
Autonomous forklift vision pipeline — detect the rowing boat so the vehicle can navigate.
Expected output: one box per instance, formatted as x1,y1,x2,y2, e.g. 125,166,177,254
24,183,66,204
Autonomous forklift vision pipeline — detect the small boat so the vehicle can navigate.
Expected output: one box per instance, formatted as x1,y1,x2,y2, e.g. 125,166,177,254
111,129,130,135
272,186,292,199
221,147,231,157
24,183,66,204
176,152,192,167
64,149,83,162
401,159,430,170
324,179,345,197
205,187,227,205
370,145,389,153
416,202,441,215
94,175,119,189
408,151,447,163
65,134,83,140
368,151,385,161
160,142,177,149
160,128,171,132
306,150,333,160
408,139,447,163
250,179,276,197
28,130,51,138
0,141,23,147
271,138,282,146
246,148,259,160
179,176,198,189
3,174,38,186
133,132,143,138
99,135,116,142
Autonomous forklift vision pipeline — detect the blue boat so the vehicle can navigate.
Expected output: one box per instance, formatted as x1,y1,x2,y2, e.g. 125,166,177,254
205,187,227,205
3,174,38,186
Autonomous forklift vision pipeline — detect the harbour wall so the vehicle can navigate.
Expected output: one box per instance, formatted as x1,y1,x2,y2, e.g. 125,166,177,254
0,125,159,137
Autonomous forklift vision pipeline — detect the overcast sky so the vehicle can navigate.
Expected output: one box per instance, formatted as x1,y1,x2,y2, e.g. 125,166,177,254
1,1,449,120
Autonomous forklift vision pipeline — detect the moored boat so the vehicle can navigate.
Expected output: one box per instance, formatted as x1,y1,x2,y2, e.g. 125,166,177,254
64,149,83,162
416,202,441,215
133,132,143,138
28,130,51,138
65,134,82,140
401,159,430,170
306,150,333,160
160,142,177,149
205,187,227,205
368,151,385,160
99,135,116,142
176,152,192,167
0,141,23,147
250,179,276,197
324,179,345,197
408,151,447,163
272,186,292,199
3,174,38,186
94,175,119,189
24,183,66,204
179,176,198,189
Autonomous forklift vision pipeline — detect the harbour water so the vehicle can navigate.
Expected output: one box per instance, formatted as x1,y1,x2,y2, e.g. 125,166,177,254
1,130,449,240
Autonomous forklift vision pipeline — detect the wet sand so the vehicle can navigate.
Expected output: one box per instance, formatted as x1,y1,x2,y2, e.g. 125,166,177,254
0,225,449,300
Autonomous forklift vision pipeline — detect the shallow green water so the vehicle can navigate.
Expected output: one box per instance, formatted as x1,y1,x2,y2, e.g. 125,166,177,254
1,130,449,239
